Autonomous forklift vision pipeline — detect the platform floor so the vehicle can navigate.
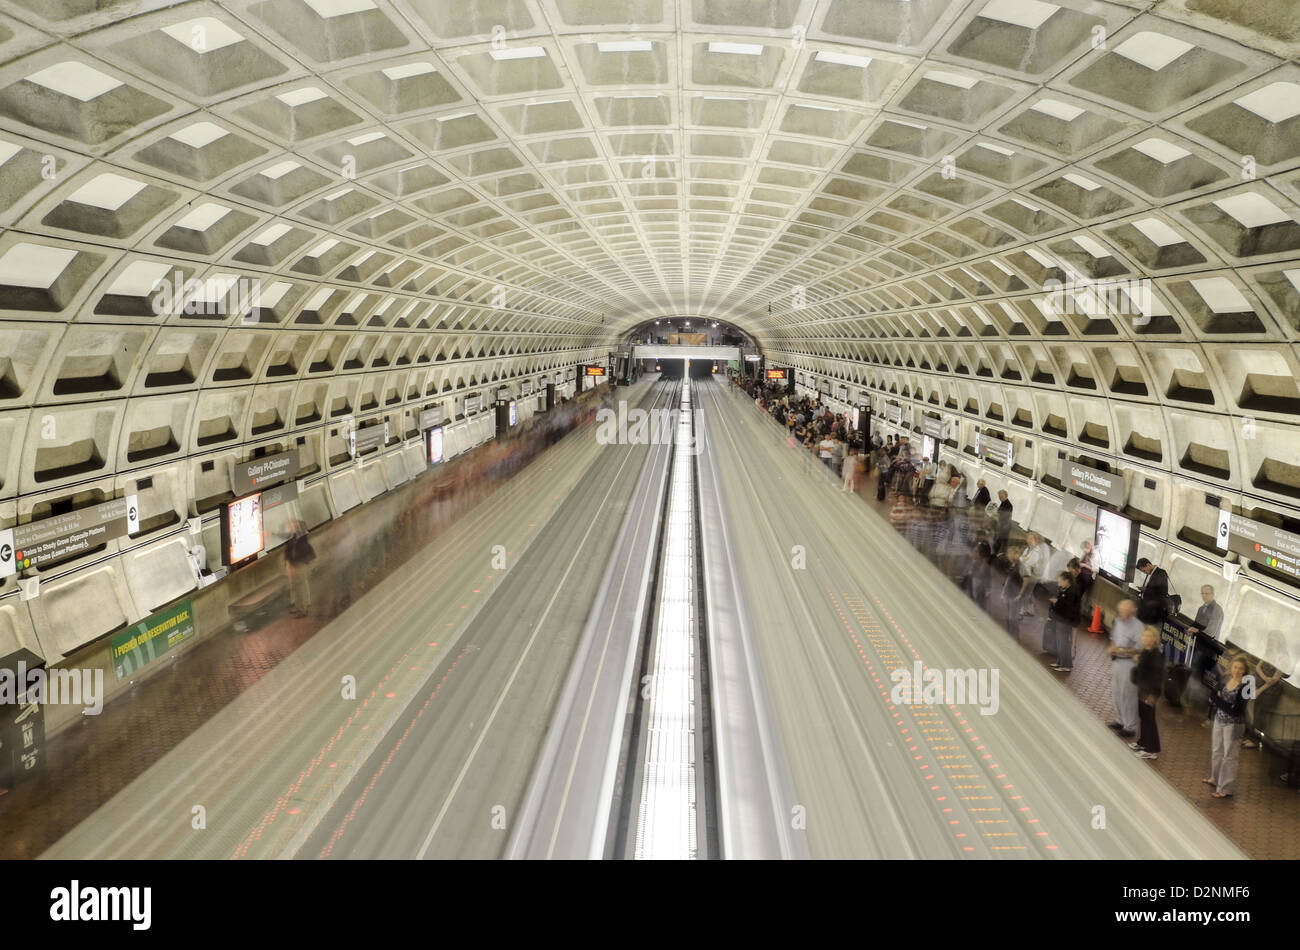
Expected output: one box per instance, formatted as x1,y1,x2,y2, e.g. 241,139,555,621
703,382,1239,859
839,448,1300,860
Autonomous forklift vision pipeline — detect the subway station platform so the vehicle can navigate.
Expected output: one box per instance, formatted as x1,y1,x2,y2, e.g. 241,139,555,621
1,376,1286,860
1,0,1299,873
848,445,1300,860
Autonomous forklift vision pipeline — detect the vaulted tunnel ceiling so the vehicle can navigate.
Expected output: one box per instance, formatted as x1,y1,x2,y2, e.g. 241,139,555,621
3,0,1300,652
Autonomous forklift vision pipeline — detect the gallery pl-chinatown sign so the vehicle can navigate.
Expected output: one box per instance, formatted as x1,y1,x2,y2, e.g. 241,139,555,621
232,450,297,496
1063,458,1125,508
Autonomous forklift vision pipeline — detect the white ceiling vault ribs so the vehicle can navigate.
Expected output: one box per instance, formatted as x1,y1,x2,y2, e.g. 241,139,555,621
0,0,1297,646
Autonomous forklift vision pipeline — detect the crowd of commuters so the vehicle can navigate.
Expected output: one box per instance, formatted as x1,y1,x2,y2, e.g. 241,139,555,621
735,372,1275,800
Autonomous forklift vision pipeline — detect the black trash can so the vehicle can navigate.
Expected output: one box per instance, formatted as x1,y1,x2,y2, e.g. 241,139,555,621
0,648,45,794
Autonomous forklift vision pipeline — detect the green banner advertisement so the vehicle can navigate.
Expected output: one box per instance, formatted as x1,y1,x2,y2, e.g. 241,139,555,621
110,599,197,681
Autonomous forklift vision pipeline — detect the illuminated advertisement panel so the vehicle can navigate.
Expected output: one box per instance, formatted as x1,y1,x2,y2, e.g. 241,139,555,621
427,426,444,465
1095,507,1140,584
508,401,517,427
584,365,606,377
221,493,264,566
766,369,787,381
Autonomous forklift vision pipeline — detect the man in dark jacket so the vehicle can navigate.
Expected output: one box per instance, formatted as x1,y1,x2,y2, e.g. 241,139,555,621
994,490,1014,554
1188,585,1224,641
1135,558,1170,626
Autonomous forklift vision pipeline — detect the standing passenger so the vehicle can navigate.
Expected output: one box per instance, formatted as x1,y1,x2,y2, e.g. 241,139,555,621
994,491,1014,554
284,518,316,617
842,450,860,493
1132,626,1165,759
1046,571,1082,672
1000,546,1026,641
1206,657,1250,798
1188,585,1224,641
1107,600,1143,739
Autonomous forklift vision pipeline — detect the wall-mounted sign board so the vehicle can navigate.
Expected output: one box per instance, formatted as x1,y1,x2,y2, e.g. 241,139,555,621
1063,459,1125,508
0,496,139,577
1218,512,1300,582
350,422,389,456
232,451,297,497
975,432,1014,465
419,406,445,431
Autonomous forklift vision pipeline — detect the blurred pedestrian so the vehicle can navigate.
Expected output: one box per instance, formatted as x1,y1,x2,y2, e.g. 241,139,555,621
284,518,316,617
841,450,860,493
1132,626,1165,760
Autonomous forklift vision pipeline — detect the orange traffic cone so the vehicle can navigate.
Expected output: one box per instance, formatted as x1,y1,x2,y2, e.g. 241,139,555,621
1088,604,1105,636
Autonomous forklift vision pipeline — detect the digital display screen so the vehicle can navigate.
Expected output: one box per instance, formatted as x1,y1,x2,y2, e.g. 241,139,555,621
1095,507,1140,584
585,366,606,377
509,401,517,427
766,369,786,380
427,426,444,465
223,493,263,566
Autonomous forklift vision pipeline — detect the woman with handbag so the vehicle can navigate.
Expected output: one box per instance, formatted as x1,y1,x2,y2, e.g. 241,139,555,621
1205,657,1250,798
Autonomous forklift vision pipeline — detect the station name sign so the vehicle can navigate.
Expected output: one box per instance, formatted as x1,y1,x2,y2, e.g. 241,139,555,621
817,379,831,395
837,385,849,402
1217,511,1300,581
1063,459,1124,508
0,495,139,577
464,393,483,415
884,405,903,426
232,450,298,497
520,380,534,396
